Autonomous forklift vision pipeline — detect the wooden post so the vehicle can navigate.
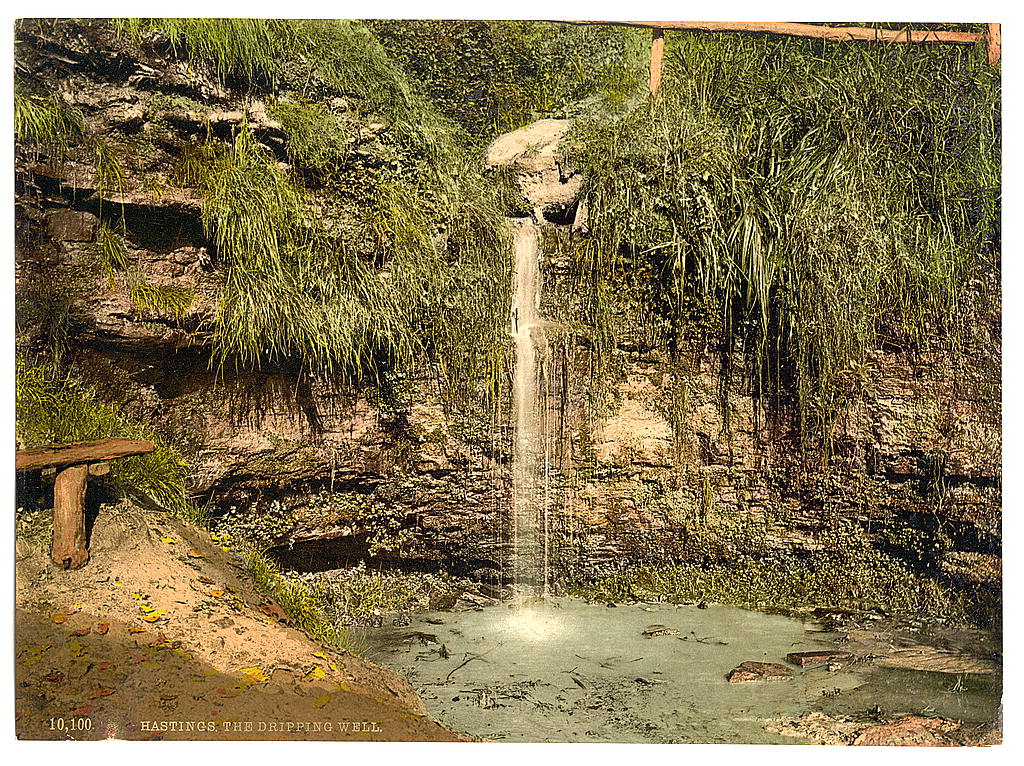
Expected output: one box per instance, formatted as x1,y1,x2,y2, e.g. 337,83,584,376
987,23,1001,67
649,27,665,98
52,464,90,569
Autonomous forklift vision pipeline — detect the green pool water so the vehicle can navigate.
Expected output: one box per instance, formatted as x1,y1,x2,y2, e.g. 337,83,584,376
359,597,1001,743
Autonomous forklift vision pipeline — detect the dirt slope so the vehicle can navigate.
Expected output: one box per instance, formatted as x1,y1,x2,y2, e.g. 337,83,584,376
14,501,467,741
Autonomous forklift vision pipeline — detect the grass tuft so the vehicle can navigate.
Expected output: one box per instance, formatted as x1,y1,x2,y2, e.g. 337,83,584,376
236,546,360,652
15,353,202,524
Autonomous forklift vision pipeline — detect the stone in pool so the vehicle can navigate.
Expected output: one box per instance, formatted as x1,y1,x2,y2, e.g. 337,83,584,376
786,650,855,667
727,661,792,683
642,624,680,638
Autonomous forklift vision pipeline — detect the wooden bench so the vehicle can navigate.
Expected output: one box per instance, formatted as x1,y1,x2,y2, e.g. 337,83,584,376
16,438,155,569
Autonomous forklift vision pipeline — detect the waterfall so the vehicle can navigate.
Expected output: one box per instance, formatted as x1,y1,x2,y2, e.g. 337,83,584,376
510,216,550,599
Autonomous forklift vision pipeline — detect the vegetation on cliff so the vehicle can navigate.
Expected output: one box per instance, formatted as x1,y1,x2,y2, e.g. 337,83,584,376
568,29,999,450
112,19,512,412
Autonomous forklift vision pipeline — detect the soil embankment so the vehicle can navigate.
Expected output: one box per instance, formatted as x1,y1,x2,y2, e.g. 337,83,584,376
14,501,467,741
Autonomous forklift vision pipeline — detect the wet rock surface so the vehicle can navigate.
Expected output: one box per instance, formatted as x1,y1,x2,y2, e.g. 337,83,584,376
726,661,793,683
786,650,856,667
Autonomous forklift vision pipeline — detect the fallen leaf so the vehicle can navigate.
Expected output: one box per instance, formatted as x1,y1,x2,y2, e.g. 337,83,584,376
71,628,91,637
314,693,330,709
88,688,115,699
112,580,123,587
312,651,328,660
45,671,66,683
197,576,215,585
96,623,110,635
240,666,268,683
141,611,167,623
128,627,144,634
304,666,326,681
50,614,67,624
187,549,204,558
209,589,225,598
73,705,96,715
68,641,88,658
97,662,117,671
160,537,178,544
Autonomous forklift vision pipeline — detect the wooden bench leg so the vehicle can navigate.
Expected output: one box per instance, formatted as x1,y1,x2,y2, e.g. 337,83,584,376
52,464,90,569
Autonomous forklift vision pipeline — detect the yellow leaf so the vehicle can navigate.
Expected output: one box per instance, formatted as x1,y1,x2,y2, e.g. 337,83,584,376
141,610,167,623
314,693,330,709
312,652,328,660
160,537,178,544
240,666,268,682
209,589,225,598
112,580,123,587
187,549,204,558
303,666,326,681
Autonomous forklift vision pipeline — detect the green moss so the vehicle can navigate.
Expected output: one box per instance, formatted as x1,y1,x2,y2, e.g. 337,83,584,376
298,562,474,619
269,100,350,180
569,519,971,623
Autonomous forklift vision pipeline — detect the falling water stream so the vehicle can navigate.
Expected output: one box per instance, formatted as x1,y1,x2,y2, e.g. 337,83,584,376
510,216,550,599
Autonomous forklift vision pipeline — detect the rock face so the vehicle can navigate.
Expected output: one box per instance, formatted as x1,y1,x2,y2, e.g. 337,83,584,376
14,20,1001,602
485,118,583,225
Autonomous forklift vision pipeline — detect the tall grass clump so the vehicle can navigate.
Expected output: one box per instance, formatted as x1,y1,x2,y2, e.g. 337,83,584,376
15,352,202,524
236,546,358,652
569,30,999,451
15,78,125,202
119,19,512,415
14,88,85,151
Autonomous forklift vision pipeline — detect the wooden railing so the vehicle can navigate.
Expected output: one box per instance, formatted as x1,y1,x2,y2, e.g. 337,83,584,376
559,21,1001,96
16,438,155,569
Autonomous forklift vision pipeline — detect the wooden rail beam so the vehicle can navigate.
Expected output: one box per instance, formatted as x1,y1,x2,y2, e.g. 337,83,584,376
16,438,156,569
16,438,155,472
558,20,985,46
